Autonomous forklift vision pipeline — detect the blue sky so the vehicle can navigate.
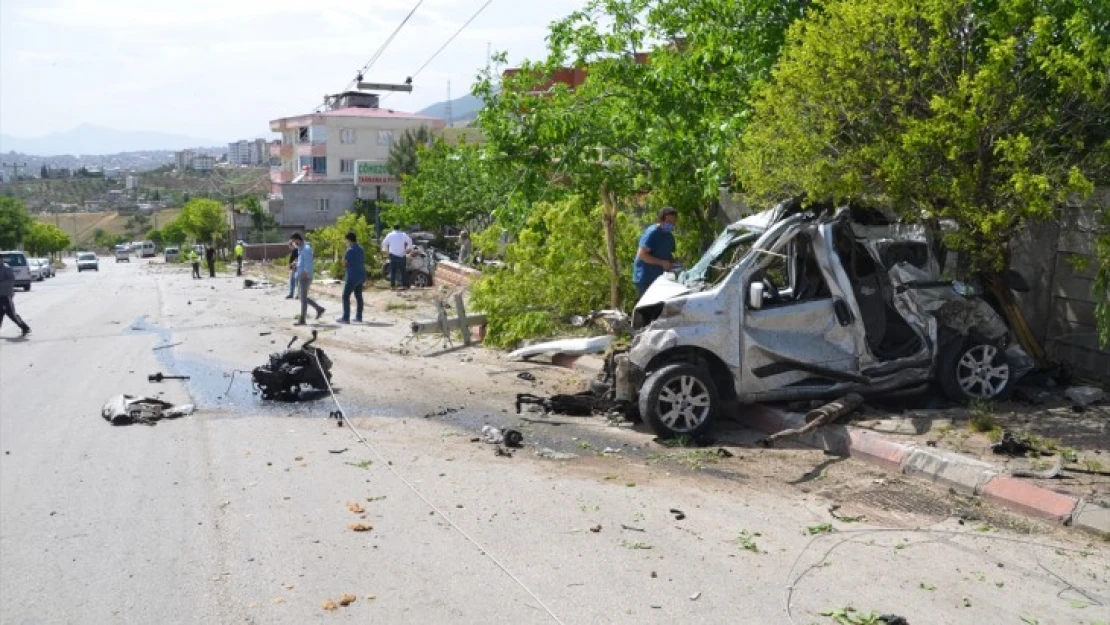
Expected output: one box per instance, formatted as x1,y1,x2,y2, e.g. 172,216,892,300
0,0,588,142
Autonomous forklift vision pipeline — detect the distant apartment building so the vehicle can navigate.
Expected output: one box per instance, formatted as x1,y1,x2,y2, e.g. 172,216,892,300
263,91,445,232
193,155,216,172
175,150,196,169
227,139,268,166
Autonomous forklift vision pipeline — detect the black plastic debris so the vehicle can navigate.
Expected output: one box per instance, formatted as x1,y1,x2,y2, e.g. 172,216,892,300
251,331,333,401
515,392,601,416
517,372,537,382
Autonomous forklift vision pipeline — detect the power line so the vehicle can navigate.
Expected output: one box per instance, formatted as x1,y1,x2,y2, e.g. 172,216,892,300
383,0,495,103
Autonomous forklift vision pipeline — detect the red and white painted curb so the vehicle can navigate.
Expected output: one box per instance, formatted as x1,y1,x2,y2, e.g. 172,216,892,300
738,404,1109,535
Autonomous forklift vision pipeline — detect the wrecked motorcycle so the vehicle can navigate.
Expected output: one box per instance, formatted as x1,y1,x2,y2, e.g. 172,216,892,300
252,330,334,400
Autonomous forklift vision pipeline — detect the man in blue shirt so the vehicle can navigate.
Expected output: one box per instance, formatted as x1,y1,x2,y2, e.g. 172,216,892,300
633,207,678,297
290,232,325,326
338,231,367,324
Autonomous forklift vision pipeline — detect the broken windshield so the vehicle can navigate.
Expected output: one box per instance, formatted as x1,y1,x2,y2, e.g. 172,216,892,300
679,227,759,287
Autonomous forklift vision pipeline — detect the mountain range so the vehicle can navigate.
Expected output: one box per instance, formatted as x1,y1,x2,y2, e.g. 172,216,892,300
0,124,222,156
415,93,485,125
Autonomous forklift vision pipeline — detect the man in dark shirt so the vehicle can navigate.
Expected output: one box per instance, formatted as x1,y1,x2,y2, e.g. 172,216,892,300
205,245,216,278
285,240,299,299
0,261,31,337
633,207,678,297
337,232,367,324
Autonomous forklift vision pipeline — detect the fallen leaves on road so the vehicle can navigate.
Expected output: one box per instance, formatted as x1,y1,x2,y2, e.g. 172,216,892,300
348,523,374,532
347,501,366,514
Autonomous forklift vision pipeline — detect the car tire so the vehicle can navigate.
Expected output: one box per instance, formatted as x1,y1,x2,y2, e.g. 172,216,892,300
24,284,31,291
409,271,431,288
638,363,719,439
937,339,1013,403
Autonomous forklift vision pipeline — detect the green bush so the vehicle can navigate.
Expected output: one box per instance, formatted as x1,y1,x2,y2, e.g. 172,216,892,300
471,196,643,348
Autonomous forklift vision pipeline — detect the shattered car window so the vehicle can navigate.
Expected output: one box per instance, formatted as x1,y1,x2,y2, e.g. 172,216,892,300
681,228,757,287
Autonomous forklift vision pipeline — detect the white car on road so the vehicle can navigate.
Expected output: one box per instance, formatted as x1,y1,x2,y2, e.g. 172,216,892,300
1,251,33,290
35,258,56,278
76,252,100,272
27,259,46,281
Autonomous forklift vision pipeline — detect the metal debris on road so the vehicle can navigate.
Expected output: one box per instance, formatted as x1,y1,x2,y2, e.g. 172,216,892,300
147,372,190,383
517,371,537,382
757,393,863,447
101,395,195,426
152,342,183,351
670,508,686,521
535,448,578,460
1064,385,1106,407
689,591,701,601
251,330,334,401
347,523,373,532
328,448,349,454
515,392,603,416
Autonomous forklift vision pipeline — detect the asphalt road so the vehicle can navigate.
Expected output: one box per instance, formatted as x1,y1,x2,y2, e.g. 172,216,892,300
1,258,1107,625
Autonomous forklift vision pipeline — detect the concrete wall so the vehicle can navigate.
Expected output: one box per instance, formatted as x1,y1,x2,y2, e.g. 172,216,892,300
271,183,356,231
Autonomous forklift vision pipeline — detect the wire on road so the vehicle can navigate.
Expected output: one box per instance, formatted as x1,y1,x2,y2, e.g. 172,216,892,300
309,350,567,625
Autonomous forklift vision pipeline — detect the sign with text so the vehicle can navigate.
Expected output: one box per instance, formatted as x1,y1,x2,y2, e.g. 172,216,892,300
355,160,397,186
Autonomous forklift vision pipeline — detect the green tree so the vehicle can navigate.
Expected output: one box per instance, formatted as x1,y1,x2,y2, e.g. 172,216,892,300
124,213,151,238
23,222,70,256
161,220,188,246
152,189,162,201
179,198,228,244
386,125,433,179
146,228,164,248
0,197,33,249
309,213,378,279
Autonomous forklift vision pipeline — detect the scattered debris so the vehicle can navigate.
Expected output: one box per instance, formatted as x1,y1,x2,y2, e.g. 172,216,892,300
1065,386,1106,407
590,524,602,533
347,502,366,514
338,594,357,607
670,508,686,521
535,448,578,460
1011,458,1064,480
507,336,614,362
620,540,653,550
516,392,604,416
251,331,333,401
517,372,537,382
347,523,373,532
242,279,273,289
322,600,338,612
734,530,761,553
494,446,514,458
828,504,865,523
101,395,195,426
757,394,863,448
147,372,190,383
329,448,348,454
259,331,272,337
689,591,702,601
423,407,460,418
602,447,621,454
807,523,836,535
152,342,183,351
991,430,1035,456
621,524,646,532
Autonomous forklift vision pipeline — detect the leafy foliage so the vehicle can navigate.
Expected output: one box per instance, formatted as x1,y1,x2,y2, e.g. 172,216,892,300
0,197,33,249
22,222,70,256
470,196,642,347
386,125,433,180
735,0,1109,272
161,220,188,246
308,213,380,280
178,198,228,245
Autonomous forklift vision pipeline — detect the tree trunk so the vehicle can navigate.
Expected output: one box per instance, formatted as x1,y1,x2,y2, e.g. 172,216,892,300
600,185,622,311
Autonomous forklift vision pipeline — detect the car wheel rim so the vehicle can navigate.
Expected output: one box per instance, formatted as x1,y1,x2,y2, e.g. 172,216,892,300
955,344,1010,398
656,375,712,432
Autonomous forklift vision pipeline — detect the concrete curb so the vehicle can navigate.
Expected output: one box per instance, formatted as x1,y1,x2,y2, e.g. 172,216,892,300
737,403,1108,535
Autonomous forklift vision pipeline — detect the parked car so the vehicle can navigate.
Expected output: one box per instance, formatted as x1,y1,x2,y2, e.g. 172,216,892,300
607,200,1030,439
1,251,32,290
27,259,46,281
35,258,55,278
138,240,155,258
380,246,435,288
164,247,180,262
77,252,100,272
115,246,131,263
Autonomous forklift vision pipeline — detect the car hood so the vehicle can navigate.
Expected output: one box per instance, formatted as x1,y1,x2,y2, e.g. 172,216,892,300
634,274,692,309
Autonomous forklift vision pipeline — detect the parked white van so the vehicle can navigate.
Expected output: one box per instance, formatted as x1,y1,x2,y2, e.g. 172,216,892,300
138,241,155,258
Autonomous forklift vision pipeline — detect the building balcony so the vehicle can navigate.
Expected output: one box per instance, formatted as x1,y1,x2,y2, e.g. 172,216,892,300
295,142,328,157
270,167,294,183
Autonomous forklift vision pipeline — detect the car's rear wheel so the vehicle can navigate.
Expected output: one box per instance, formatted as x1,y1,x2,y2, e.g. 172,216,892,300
409,271,431,288
937,340,1013,402
639,363,719,438
23,284,31,291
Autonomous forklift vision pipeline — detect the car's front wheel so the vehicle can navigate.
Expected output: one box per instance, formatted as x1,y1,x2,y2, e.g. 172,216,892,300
639,363,719,438
937,339,1013,402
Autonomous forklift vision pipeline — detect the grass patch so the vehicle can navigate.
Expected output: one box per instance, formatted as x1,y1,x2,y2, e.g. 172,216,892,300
968,401,1004,440
807,523,836,535
820,607,886,624
345,460,373,470
647,449,722,471
385,302,417,312
620,540,653,550
734,530,761,553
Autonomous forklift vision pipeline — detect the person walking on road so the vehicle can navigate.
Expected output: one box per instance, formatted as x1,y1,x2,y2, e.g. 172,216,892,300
290,233,325,325
337,231,366,324
189,248,201,279
633,207,678,298
235,241,245,277
382,224,412,290
285,240,299,299
0,261,31,337
205,245,216,278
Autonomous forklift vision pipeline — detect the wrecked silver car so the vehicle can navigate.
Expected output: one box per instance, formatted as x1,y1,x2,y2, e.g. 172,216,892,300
613,202,1027,438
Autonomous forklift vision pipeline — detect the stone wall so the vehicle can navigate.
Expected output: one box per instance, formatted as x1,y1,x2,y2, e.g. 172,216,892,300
434,260,482,290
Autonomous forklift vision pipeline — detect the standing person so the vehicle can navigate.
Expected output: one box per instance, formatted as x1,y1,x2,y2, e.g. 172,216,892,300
337,232,366,324
381,224,413,290
633,207,678,297
0,261,31,337
190,247,201,279
285,240,299,300
234,240,245,276
205,244,216,278
289,233,325,325
458,230,472,265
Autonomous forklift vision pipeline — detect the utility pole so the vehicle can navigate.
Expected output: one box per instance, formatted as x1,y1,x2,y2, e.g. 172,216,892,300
446,81,454,127
2,161,27,182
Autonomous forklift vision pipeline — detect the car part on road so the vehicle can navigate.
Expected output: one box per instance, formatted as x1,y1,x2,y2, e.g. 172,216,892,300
756,393,863,447
147,372,190,382
508,336,614,362
517,371,537,382
515,392,604,416
101,394,195,426
251,330,334,400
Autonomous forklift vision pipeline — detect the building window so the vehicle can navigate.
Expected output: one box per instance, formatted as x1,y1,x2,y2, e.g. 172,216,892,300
340,129,356,144
298,127,309,144
311,157,326,174
340,159,354,174
317,198,330,212
377,130,393,146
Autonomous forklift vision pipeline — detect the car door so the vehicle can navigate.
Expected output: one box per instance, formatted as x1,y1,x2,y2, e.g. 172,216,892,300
737,224,863,397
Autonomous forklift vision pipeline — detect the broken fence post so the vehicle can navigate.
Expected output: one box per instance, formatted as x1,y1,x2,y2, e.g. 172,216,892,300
454,293,471,346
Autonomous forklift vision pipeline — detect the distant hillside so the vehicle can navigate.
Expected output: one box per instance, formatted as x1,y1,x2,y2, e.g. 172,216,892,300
0,124,222,156
35,208,184,248
416,94,485,125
